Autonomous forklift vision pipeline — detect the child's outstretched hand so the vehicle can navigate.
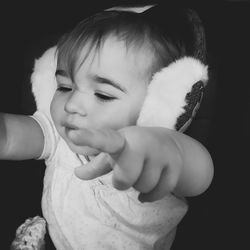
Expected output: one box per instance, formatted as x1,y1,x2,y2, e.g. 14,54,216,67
67,126,213,202
67,126,185,202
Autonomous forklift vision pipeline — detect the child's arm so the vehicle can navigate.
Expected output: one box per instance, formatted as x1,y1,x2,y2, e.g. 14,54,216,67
67,126,214,202
0,113,44,160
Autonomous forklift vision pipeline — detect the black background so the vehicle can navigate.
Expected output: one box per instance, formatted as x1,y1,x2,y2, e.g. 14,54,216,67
0,0,249,249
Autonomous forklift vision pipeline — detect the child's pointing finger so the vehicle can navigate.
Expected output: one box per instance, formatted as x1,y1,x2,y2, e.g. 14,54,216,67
69,128,128,181
68,128,125,155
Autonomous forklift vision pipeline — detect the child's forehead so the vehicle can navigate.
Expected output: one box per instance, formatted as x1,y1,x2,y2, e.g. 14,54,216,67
79,35,149,58
76,36,155,79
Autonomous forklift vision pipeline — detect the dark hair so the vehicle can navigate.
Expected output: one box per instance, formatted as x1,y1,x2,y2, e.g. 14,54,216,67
56,5,205,82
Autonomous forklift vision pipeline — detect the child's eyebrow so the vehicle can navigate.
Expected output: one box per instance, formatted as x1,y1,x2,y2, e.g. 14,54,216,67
92,75,127,94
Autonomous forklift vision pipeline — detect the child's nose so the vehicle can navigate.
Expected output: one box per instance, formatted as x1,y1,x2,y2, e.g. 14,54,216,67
64,90,87,116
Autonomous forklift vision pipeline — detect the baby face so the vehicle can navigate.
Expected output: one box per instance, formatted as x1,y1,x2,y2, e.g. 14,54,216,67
50,36,151,155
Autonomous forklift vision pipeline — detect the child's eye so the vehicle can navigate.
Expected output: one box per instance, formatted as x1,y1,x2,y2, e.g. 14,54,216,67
56,86,72,92
95,92,117,102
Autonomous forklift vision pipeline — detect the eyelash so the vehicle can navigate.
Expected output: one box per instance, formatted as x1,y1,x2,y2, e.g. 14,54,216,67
56,86,72,92
56,87,116,102
95,93,117,102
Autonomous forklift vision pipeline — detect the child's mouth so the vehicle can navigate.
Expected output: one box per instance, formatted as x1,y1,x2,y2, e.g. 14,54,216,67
64,122,79,131
64,123,80,139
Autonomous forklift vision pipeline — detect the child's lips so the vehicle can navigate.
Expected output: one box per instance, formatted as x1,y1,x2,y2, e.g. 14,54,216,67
64,121,79,130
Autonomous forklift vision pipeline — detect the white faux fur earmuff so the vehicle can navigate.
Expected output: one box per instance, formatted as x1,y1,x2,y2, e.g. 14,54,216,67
31,47,57,119
137,57,208,130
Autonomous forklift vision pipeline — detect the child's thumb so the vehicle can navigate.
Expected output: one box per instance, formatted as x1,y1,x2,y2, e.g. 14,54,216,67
74,153,114,180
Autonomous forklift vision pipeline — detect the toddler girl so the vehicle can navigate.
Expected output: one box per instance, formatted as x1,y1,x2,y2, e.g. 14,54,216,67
1,4,213,249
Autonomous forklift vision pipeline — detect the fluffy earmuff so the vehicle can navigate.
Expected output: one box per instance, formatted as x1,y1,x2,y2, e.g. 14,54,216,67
136,56,208,131
31,47,57,119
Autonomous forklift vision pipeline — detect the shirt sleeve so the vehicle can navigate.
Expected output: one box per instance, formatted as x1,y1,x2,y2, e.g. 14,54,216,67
30,111,58,161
